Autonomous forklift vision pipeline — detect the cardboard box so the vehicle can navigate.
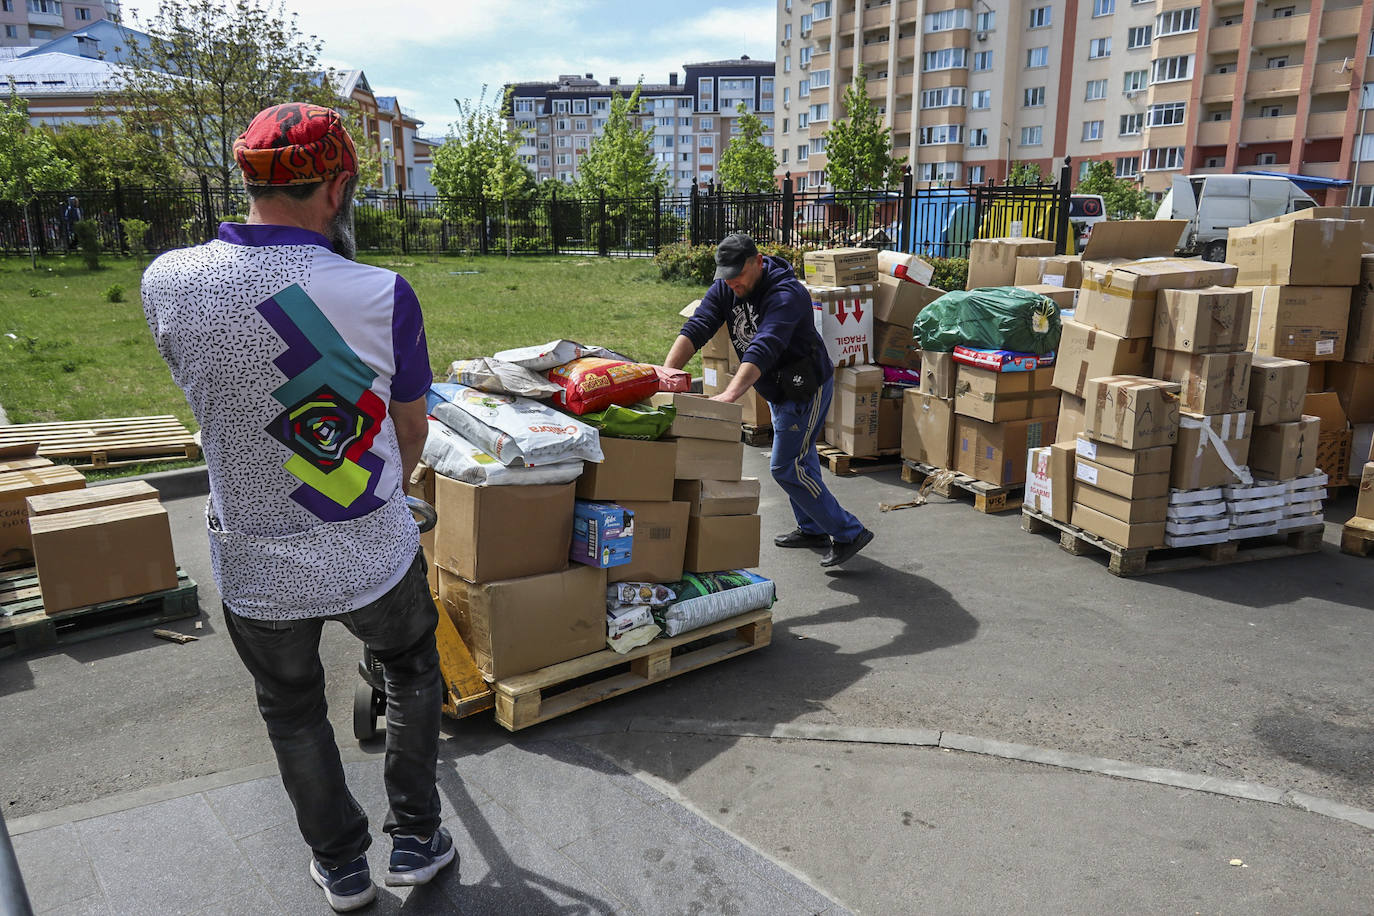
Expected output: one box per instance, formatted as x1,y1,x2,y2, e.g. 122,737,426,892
28,501,179,614
1052,319,1153,397
1154,287,1253,354
902,390,956,468
954,415,1057,486
1317,428,1353,482
1251,207,1374,250
954,365,1057,423
406,464,438,593
1022,284,1077,311
1078,219,1187,269
967,238,1056,289
1078,260,1239,339
879,387,903,451
1247,356,1309,426
1152,349,1252,416
1357,461,1374,519
674,437,745,482
1172,411,1254,490
25,480,157,516
1074,484,1168,524
0,465,86,567
878,249,936,285
1307,362,1327,392
694,365,769,428
1014,256,1054,287
808,283,875,367
1040,255,1084,290
684,514,761,572
1349,255,1374,363
1249,416,1320,481
1025,441,1075,523
672,478,761,517
872,321,923,369
608,500,690,583
1074,458,1170,500
434,476,574,583
652,392,742,441
1227,219,1363,287
1057,393,1087,443
576,437,677,502
1244,285,1351,361
439,565,606,681
804,247,879,285
872,275,941,369
920,350,955,398
1303,391,1348,433
1083,376,1182,450
1326,361,1374,424
1071,502,1166,549
700,357,732,395
571,501,633,568
1073,439,1172,475
831,365,884,456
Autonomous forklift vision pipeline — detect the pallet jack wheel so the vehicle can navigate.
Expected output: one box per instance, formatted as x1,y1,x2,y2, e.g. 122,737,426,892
353,681,383,741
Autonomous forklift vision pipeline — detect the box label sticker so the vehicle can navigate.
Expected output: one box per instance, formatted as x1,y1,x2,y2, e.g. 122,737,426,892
1076,438,1098,460
1076,463,1099,485
1315,339,1335,356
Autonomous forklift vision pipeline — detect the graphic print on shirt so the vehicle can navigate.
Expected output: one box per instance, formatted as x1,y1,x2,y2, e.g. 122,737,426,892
729,296,759,356
257,283,388,521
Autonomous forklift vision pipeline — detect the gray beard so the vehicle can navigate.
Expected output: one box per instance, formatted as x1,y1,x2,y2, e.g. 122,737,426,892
329,195,357,260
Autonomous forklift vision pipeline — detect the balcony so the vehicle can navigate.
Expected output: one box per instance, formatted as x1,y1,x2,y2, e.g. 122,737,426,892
1312,62,1354,95
1298,161,1349,180
1201,72,1237,104
1196,119,1231,145
899,0,919,19
1209,24,1241,54
1240,113,1296,144
1305,110,1347,139
840,11,856,31
27,10,64,26
1251,14,1308,48
896,35,916,59
1245,65,1301,98
862,40,890,65
838,47,854,68
892,109,912,132
1143,124,1188,147
1322,4,1361,37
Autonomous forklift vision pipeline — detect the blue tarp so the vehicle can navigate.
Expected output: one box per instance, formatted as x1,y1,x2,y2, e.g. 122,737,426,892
1243,170,1352,190
902,189,976,256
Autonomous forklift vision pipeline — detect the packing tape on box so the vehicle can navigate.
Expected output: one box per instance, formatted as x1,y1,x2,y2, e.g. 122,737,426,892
1180,414,1253,486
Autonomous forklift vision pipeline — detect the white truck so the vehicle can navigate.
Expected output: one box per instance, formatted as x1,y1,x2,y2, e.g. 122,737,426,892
1156,174,1317,261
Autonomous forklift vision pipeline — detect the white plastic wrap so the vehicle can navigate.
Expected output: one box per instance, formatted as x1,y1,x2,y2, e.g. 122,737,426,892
426,382,603,467
421,419,583,486
446,358,562,398
654,572,775,637
493,339,632,372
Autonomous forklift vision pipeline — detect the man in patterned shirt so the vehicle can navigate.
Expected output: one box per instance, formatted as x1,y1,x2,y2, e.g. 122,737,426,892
142,103,453,911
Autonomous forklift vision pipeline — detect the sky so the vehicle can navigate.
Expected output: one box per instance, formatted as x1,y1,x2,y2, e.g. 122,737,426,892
117,0,778,139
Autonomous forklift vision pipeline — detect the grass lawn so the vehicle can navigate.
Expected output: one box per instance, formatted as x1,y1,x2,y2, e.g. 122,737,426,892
0,252,704,432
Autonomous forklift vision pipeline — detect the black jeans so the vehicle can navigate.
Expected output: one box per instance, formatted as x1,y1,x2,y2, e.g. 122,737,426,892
223,551,442,867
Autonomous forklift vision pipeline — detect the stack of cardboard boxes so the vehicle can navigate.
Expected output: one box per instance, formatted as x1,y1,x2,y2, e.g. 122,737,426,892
951,364,1058,488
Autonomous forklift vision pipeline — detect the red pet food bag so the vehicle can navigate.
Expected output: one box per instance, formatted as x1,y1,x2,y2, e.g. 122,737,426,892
548,358,661,415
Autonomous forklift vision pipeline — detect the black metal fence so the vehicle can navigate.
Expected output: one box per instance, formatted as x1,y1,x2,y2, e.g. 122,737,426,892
0,162,1075,261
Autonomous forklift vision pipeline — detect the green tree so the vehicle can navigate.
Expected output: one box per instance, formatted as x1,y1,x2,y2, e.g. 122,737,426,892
47,122,184,189
822,73,905,194
106,0,358,196
430,88,533,201
0,93,79,268
574,84,667,200
1074,159,1158,219
1007,161,1049,185
718,101,778,193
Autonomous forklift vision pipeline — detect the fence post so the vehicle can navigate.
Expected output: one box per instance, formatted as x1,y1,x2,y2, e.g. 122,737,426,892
782,172,794,247
479,197,489,256
396,188,408,255
199,175,214,242
653,192,661,254
597,191,608,257
898,165,913,253
550,187,560,255
689,179,699,246
112,180,128,255
1057,156,1073,255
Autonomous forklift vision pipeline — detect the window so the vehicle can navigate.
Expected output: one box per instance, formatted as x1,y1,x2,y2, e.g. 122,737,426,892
1272,5,1294,17
656,117,673,127
1029,6,1051,28
556,136,570,147
973,51,994,71
968,165,986,183
799,79,810,97
1147,102,1186,127
1086,79,1108,101
1089,38,1112,59
784,87,791,103
782,117,789,132
554,100,568,113
556,153,571,165
781,149,788,163
1079,161,1093,181
699,153,714,165
680,117,691,126
924,8,970,31
1027,47,1049,68
1,1,12,10
1151,55,1193,83
924,48,969,71
813,0,832,20
698,78,714,112
575,119,588,130
919,124,964,145
970,90,991,110
809,103,830,122
594,99,609,112
556,118,570,130
1155,8,1199,36
27,0,61,11
1127,26,1151,49
1123,70,1148,92
75,6,90,19
1267,57,1288,69
800,46,813,66
1260,105,1282,117
681,98,692,109
514,99,534,113
1115,156,1140,178
3,24,14,37
784,55,792,73
1144,146,1185,170
797,144,809,161
1083,120,1104,141
539,156,550,168
1363,82,1374,109
798,112,809,128
921,87,967,109
920,162,960,182
977,10,994,31
968,127,989,148
1120,113,1143,135
537,139,549,150
699,117,713,130
801,12,812,32
1093,0,1115,15
1024,87,1046,107
1210,110,1228,121
811,69,831,88
1354,185,1374,206
697,136,712,148
785,23,792,39
1021,126,1043,146
573,100,587,114
809,137,826,153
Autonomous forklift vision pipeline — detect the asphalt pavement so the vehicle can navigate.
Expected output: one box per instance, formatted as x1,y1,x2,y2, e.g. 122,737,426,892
4,449,1374,914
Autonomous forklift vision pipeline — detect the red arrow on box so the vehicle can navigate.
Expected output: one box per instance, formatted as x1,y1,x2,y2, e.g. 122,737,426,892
835,300,849,324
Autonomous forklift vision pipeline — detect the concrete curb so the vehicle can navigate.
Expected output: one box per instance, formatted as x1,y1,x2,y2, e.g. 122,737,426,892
623,717,1374,834
93,464,210,501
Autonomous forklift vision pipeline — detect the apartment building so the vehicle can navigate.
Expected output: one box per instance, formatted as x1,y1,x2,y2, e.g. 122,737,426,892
775,0,1369,204
1,0,119,47
504,57,775,193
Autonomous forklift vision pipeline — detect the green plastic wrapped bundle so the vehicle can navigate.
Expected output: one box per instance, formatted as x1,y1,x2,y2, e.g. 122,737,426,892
577,402,677,440
914,287,1062,355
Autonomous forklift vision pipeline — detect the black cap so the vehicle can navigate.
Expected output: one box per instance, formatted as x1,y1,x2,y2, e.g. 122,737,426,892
714,233,759,281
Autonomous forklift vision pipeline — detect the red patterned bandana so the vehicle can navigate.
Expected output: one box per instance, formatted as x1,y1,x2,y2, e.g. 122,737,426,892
233,103,358,186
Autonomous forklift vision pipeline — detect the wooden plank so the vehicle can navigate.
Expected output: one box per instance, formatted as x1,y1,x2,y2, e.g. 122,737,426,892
741,425,773,448
902,460,1020,514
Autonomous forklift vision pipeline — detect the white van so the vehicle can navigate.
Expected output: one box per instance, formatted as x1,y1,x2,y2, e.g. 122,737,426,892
1156,174,1317,261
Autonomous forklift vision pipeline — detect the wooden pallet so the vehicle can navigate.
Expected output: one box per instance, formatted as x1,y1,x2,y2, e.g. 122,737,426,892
0,567,199,658
1021,506,1324,577
742,425,774,447
1341,516,1374,558
900,460,1022,514
492,608,772,731
817,443,901,476
0,416,200,470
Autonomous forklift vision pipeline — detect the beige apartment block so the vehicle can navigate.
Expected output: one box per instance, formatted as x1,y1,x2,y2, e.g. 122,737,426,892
0,0,118,47
775,0,1370,203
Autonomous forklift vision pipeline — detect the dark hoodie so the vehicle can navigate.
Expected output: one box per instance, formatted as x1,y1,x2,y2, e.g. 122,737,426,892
679,255,832,403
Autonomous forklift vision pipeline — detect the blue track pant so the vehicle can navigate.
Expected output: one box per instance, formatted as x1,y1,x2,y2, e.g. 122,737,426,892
767,376,865,543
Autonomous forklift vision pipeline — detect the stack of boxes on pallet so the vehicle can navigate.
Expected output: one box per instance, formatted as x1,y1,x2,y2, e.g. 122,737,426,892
1,446,178,613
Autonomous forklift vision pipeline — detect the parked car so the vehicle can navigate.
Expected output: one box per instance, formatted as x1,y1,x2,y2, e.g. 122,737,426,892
1068,194,1107,250
1156,174,1316,261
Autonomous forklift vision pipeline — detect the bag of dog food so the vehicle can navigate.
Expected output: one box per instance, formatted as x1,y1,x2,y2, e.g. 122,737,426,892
421,419,583,486
655,366,692,392
547,358,661,415
445,358,561,398
426,383,603,466
578,402,676,440
653,571,776,637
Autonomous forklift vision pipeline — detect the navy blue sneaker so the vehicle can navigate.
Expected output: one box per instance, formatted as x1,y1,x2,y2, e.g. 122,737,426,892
309,854,376,912
385,827,457,886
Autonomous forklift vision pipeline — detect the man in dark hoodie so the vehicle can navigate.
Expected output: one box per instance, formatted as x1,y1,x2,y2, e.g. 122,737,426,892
665,233,874,568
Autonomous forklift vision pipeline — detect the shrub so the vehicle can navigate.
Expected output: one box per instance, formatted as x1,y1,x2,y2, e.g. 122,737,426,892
120,218,151,261
654,241,814,286
930,257,969,292
73,219,101,270
105,283,125,303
